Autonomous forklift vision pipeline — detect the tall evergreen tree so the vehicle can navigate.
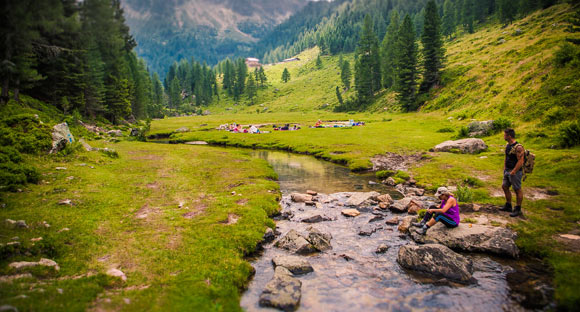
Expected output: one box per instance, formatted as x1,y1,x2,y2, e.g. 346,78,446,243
258,66,267,87
316,54,323,69
341,60,352,90
355,14,381,105
234,58,247,101
336,86,344,106
462,0,474,33
442,0,456,38
169,76,181,109
246,73,257,104
381,11,400,89
421,1,445,92
498,0,517,24
395,14,419,111
281,68,291,83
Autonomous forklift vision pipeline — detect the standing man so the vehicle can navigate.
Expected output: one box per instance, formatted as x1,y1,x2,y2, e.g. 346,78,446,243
500,128,525,217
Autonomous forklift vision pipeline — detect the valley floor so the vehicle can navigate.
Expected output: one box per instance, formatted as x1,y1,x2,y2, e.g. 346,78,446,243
152,111,580,308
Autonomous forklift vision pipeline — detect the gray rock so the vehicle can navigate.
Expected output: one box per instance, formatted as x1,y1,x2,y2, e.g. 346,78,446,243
376,194,393,204
0,305,18,312
306,227,332,251
263,228,275,243
107,129,123,137
9,258,60,272
397,216,416,233
290,193,313,203
346,192,380,207
397,244,475,284
383,177,396,186
272,256,313,275
259,267,302,311
359,224,383,236
300,212,332,223
405,187,425,196
389,198,412,213
275,230,316,254
433,138,488,154
175,127,190,133
376,244,389,254
410,223,519,258
50,123,75,154
106,268,127,281
467,120,494,136
5,219,28,229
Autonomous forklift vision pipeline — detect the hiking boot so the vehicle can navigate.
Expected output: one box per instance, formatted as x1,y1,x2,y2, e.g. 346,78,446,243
510,206,522,217
417,225,430,235
411,221,425,227
500,203,512,212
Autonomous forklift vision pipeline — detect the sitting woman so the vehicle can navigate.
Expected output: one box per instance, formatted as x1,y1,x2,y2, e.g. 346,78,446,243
413,187,460,235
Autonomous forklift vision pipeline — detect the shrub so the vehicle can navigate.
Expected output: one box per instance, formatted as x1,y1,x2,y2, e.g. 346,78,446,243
0,114,52,154
557,120,580,148
456,126,470,138
464,176,484,187
554,43,579,67
456,186,474,203
542,106,568,125
491,117,513,133
376,170,395,180
437,127,455,133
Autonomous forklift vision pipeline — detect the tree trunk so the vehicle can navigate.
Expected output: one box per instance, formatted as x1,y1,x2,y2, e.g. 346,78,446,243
1,77,9,104
13,77,20,102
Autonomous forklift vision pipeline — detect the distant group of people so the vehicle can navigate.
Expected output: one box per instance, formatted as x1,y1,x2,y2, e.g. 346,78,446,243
218,123,260,134
273,124,301,131
312,119,365,128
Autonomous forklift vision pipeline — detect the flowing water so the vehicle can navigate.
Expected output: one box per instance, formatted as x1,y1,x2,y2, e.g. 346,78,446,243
241,150,546,312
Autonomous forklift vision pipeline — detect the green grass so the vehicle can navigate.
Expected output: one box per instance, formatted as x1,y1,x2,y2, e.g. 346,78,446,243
0,141,279,311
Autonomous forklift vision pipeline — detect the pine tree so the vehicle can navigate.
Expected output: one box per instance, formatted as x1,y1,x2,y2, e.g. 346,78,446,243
421,0,445,92
335,86,344,106
338,54,344,69
246,74,257,104
498,0,517,25
462,0,474,33
341,60,352,90
355,14,381,105
258,66,267,87
442,0,456,38
316,54,323,69
105,76,132,123
281,68,291,83
395,14,419,111
169,76,181,109
381,11,400,89
234,58,247,101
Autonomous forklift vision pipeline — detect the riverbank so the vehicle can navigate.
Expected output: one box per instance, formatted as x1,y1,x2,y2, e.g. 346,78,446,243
151,112,580,308
0,141,279,311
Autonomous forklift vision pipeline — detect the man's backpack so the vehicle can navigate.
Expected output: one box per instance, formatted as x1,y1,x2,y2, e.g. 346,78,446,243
510,143,536,180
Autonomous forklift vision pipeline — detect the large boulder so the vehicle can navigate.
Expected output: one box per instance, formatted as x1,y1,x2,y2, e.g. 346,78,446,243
432,138,488,154
259,267,302,311
50,123,75,154
407,200,423,215
306,227,332,251
272,256,313,275
346,192,380,207
389,197,412,213
410,223,519,258
376,194,393,204
275,230,316,255
397,244,475,284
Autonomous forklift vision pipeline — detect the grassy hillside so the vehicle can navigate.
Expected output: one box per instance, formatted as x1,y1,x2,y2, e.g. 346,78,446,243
209,3,579,125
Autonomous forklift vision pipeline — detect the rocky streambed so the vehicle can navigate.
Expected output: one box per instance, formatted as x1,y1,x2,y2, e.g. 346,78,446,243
241,190,553,311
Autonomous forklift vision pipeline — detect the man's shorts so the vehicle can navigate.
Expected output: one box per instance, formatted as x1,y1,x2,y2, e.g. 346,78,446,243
503,170,523,191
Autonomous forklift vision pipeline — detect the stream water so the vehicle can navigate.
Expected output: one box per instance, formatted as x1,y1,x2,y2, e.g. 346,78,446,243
240,150,546,312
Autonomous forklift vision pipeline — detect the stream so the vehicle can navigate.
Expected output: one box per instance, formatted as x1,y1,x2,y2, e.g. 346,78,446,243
239,150,551,312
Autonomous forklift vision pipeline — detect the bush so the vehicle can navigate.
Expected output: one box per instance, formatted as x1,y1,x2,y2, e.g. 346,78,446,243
376,170,395,180
437,127,455,133
491,117,513,134
456,126,470,138
554,43,580,67
464,176,484,187
557,120,580,148
543,106,568,125
0,114,52,154
456,186,474,203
